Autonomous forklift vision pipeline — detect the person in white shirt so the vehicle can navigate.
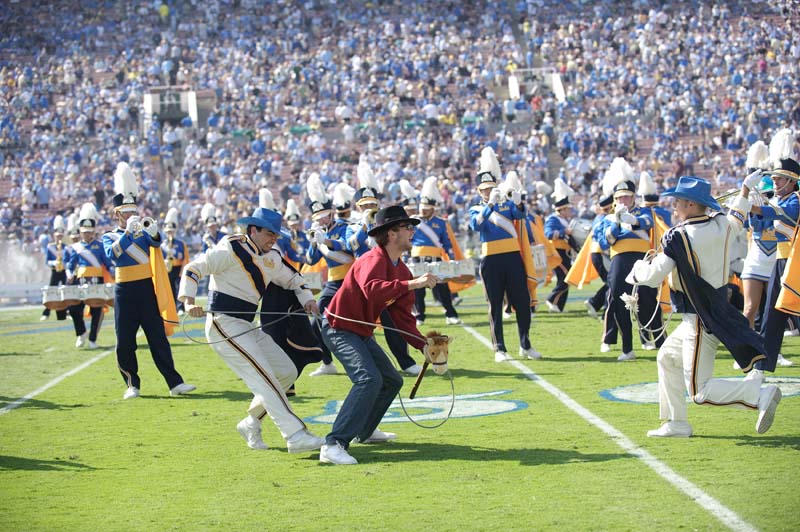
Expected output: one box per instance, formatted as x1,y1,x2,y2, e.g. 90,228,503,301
180,207,324,454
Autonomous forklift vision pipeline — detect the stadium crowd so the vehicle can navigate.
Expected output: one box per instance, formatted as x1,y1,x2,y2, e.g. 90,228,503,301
0,0,798,272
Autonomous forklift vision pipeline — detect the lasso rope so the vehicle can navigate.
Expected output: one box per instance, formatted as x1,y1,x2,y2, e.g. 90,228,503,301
624,249,673,345
179,307,456,428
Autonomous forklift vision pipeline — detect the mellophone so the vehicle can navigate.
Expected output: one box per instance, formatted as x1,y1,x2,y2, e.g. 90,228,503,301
41,283,115,310
406,260,476,283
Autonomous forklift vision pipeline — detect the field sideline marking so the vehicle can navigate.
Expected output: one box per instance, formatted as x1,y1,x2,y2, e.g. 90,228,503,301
461,325,758,532
0,350,113,416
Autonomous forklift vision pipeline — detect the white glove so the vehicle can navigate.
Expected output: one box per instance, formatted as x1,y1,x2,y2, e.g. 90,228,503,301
144,220,159,238
488,187,503,206
743,169,762,190
614,204,628,216
619,212,638,225
313,229,327,246
625,259,650,285
620,292,639,312
125,215,141,234
510,190,521,205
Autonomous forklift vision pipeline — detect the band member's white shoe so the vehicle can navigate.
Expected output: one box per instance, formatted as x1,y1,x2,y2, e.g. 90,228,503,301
309,362,338,376
520,347,542,360
88,341,99,350
494,351,511,362
584,300,598,319
776,354,794,367
169,383,196,396
445,317,463,325
237,418,268,450
600,343,611,353
545,301,561,313
617,351,636,362
356,428,397,444
756,385,782,434
647,421,692,438
123,387,140,400
287,429,325,454
75,332,88,348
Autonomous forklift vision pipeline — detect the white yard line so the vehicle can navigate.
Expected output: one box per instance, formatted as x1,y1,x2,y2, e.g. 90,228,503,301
0,350,114,416
461,325,758,532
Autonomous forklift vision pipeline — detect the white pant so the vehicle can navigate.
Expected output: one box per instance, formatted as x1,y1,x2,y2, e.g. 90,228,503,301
206,313,304,439
656,314,761,423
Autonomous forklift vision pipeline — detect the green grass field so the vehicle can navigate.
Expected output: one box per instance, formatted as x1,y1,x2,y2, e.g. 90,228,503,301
1,284,798,531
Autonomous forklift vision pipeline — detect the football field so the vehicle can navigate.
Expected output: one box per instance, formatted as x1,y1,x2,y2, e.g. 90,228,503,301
1,284,798,531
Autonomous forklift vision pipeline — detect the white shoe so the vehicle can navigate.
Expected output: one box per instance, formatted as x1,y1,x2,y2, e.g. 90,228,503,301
452,295,463,306
545,301,561,313
744,369,764,382
732,360,741,370
520,346,542,360
445,316,463,325
584,300,598,319
75,332,88,348
40,315,48,321
756,384,782,434
415,319,425,326
502,311,513,320
401,364,422,376
169,383,196,396
356,428,397,444
320,442,358,465
784,329,799,337
600,343,611,353
237,418,268,450
617,351,636,362
494,351,511,362
177,309,185,316
309,362,338,376
647,421,693,438
776,354,794,367
123,387,140,400
87,341,99,350
287,429,325,454
642,341,656,351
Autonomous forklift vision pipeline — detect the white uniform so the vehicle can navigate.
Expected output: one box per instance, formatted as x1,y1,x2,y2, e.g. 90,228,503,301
628,203,763,425
179,234,315,439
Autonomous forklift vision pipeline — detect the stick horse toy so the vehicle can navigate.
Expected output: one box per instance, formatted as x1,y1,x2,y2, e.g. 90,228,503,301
409,331,453,399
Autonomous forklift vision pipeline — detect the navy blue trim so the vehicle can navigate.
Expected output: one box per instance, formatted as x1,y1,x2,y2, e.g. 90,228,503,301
231,239,266,295
208,291,259,321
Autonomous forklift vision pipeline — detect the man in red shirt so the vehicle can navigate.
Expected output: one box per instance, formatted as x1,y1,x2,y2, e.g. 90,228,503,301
320,205,438,465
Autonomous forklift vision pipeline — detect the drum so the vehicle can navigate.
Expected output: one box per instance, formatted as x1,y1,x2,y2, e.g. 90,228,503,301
303,271,323,293
531,244,548,284
453,260,476,283
104,283,115,306
436,261,456,280
42,286,69,311
59,285,83,308
568,218,593,248
407,261,429,278
82,283,107,308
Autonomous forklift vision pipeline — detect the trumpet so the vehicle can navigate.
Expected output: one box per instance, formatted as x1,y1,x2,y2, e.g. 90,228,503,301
714,189,740,203
55,241,64,272
364,208,378,225
141,216,155,229
164,234,174,273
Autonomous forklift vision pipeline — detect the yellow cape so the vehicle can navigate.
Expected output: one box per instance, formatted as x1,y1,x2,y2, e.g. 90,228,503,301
443,221,476,293
150,247,178,336
565,233,599,288
648,208,672,314
776,224,800,316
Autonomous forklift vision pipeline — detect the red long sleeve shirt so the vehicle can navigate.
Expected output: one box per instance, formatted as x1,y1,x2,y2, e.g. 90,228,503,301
325,245,426,351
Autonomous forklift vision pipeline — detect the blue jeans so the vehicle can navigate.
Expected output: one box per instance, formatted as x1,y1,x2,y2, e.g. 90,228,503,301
322,323,403,449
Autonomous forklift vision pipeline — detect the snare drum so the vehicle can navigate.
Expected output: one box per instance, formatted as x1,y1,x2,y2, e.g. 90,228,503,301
568,218,593,248
436,261,456,280
407,261,429,278
82,283,107,308
303,271,323,293
531,244,548,284
453,260,476,283
59,285,83,307
104,283,115,306
42,286,69,311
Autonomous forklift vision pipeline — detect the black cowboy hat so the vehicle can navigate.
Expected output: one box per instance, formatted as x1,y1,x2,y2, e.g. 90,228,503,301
367,205,420,236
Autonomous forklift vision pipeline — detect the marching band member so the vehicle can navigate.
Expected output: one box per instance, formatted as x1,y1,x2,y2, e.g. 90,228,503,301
346,158,422,375
639,171,672,227
103,162,195,400
734,143,799,372
41,215,70,321
180,207,325,454
161,208,188,314
411,176,462,326
282,198,309,270
596,158,663,361
66,202,113,349
398,179,419,215
257,188,324,395
305,173,355,376
626,176,780,437
544,180,577,313
201,203,226,252
319,205,438,465
333,181,356,223
468,147,536,361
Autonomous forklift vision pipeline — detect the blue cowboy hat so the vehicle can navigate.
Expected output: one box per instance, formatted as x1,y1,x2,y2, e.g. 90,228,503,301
662,176,720,211
237,207,283,234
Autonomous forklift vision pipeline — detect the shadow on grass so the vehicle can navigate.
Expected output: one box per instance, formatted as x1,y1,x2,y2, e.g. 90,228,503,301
163,389,326,405
0,397,87,411
446,368,535,380
697,434,800,451
302,442,632,466
0,455,96,472
0,352,38,357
